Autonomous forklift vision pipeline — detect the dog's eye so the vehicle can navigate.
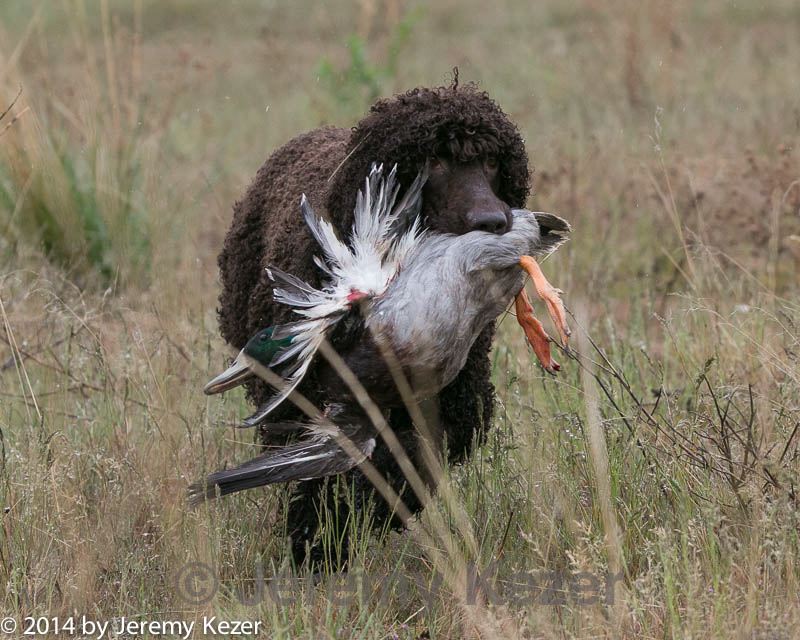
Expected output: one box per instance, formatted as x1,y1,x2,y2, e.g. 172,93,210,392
429,157,445,171
485,156,499,171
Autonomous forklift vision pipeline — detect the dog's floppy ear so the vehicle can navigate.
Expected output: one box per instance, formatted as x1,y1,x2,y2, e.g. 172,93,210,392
533,212,571,256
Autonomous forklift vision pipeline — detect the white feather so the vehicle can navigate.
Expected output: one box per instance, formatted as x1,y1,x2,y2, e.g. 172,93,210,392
243,164,428,426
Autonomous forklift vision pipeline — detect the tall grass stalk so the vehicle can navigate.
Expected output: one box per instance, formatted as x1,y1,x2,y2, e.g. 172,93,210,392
0,2,159,288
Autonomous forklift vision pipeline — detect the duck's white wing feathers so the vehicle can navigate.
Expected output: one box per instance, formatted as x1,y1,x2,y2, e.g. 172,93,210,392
349,163,428,269
300,195,352,269
240,164,429,427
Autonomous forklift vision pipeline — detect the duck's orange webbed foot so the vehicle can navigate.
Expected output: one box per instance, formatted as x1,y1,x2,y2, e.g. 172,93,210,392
515,289,560,374
518,255,571,347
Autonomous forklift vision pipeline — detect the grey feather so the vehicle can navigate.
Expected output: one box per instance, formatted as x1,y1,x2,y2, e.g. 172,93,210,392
188,406,375,504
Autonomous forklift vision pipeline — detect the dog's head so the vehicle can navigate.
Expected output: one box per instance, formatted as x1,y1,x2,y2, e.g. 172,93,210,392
422,155,510,235
328,83,530,237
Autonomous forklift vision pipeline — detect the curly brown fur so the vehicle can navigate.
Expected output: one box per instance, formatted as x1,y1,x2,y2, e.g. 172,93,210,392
218,126,351,351
216,83,530,569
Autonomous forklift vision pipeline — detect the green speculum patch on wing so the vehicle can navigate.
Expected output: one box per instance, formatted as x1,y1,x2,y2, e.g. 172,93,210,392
243,326,295,368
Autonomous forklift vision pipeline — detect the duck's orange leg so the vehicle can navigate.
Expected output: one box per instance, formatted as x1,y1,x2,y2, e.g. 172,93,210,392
519,255,571,346
515,289,560,374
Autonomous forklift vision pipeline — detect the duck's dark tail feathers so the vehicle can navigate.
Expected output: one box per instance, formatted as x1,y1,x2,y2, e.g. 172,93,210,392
187,428,375,507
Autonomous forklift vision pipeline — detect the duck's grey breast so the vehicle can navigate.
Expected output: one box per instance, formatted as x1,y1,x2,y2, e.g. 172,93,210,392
367,212,541,396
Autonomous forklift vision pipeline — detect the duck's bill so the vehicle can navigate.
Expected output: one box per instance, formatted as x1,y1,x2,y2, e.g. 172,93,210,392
203,352,254,395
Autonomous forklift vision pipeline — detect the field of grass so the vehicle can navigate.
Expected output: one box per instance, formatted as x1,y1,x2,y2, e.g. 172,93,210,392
1,1,799,637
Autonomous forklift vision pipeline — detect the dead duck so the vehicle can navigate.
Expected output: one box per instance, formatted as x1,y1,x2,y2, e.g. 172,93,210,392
203,163,427,423
191,168,569,504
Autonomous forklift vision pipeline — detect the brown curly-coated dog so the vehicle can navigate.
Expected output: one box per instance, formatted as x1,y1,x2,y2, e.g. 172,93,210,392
216,82,530,567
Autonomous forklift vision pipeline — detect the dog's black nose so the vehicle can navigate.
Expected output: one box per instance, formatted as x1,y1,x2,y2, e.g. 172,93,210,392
467,210,509,234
